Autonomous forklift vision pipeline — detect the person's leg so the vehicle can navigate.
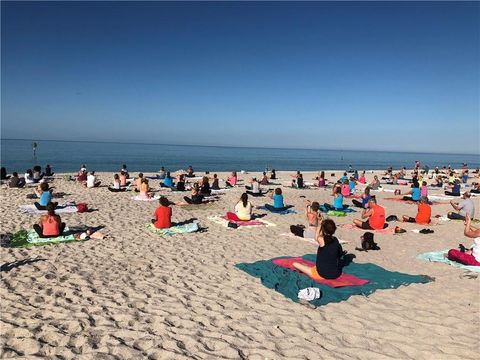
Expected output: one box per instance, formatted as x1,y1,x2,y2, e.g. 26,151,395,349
245,185,252,190
292,262,314,276
402,216,415,223
183,196,193,204
33,224,44,237
447,212,465,220
95,181,101,187
225,181,232,187
290,225,304,237
34,202,46,210
402,196,412,201
353,219,363,228
59,223,66,235
352,199,363,208
323,203,333,210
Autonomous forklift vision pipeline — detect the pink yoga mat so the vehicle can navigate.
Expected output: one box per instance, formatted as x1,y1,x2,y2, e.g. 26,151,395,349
223,215,266,226
340,223,395,234
272,257,369,287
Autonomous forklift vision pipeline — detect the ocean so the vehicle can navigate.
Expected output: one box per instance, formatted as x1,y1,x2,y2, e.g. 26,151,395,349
1,139,479,174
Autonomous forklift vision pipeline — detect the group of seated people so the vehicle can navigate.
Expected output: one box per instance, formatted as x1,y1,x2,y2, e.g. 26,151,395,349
5,165,53,188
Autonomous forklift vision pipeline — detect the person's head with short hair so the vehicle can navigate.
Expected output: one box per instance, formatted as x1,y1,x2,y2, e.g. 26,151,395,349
46,202,56,216
122,164,127,169
275,187,282,195
344,172,347,176
12,172,18,177
159,196,170,207
213,174,217,179
420,196,429,204
40,182,49,191
311,201,320,212
263,172,266,176
90,171,95,176
422,181,427,186
139,173,144,178
321,219,337,238
166,172,170,178
114,174,119,180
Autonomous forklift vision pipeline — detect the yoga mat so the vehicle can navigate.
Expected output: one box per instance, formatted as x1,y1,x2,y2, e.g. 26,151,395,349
146,222,199,236
131,195,160,201
416,250,480,273
259,206,297,215
272,257,369,287
9,228,78,248
340,223,395,234
207,215,276,228
19,204,78,215
236,254,431,306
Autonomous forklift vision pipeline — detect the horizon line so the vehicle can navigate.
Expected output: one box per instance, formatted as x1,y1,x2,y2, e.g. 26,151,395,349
1,137,479,157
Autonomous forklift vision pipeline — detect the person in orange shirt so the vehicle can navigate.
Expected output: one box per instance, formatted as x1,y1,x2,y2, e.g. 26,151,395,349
152,196,172,229
401,196,431,225
353,197,387,230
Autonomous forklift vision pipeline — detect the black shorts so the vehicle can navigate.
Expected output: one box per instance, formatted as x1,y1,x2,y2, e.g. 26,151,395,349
361,221,373,230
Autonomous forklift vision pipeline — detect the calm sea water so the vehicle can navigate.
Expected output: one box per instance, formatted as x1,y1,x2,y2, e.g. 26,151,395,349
1,139,479,173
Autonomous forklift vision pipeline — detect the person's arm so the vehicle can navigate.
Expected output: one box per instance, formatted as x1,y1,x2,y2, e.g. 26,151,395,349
450,201,460,211
304,201,311,220
315,225,325,247
361,208,372,219
464,214,480,237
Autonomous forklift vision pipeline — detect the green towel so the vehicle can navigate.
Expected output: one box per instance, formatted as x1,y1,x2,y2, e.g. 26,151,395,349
146,222,199,236
416,250,480,273
10,228,77,248
236,254,431,307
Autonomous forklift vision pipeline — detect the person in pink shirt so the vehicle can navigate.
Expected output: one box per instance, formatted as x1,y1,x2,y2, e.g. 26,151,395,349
420,181,428,197
358,171,366,184
226,171,237,187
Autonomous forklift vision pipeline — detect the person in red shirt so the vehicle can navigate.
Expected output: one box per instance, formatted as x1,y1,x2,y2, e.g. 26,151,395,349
402,196,432,225
152,196,172,229
353,198,387,230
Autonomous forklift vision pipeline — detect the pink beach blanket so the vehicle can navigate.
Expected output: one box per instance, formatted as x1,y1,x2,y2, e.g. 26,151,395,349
340,223,396,234
272,257,369,287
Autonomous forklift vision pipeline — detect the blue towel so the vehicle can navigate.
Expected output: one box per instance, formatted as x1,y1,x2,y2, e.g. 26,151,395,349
416,250,480,273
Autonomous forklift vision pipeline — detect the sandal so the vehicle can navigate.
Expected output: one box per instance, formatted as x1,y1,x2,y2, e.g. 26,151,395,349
394,226,407,234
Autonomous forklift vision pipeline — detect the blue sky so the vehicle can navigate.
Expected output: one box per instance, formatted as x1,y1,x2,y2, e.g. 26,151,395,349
1,1,479,154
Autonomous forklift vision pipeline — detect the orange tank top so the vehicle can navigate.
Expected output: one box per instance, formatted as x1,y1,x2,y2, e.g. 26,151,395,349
42,215,60,236
369,204,385,230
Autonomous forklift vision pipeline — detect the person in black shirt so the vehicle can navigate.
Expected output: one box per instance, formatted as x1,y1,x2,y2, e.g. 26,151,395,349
293,219,343,279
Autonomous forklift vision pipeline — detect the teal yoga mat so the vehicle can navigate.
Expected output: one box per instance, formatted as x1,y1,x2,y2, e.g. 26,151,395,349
236,254,431,307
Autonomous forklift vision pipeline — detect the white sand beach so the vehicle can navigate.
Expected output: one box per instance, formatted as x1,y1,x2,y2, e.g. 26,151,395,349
1,170,479,359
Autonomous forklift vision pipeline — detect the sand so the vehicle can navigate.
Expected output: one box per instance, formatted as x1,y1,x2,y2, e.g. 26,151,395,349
1,170,479,359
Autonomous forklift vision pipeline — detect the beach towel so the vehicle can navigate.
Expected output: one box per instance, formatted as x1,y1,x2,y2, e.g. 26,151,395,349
9,228,78,248
339,223,395,234
259,206,297,215
146,222,199,236
280,233,349,246
19,204,78,215
319,205,356,214
131,195,160,201
416,250,480,273
383,197,450,205
207,215,276,228
210,188,231,194
272,257,369,287
236,254,431,306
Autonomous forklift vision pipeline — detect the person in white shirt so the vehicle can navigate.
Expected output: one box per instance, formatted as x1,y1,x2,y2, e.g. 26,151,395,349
226,193,253,221
86,171,101,188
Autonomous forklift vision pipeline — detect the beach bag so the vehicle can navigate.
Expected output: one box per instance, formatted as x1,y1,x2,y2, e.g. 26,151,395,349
227,222,238,229
360,232,380,251
76,203,88,213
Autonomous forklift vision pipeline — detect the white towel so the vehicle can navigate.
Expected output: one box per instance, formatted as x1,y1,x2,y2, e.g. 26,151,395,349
298,287,321,301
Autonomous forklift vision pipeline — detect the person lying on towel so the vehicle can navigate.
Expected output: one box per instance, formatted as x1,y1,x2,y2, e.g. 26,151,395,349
33,202,66,238
292,219,343,279
353,197,387,230
401,196,431,225
447,214,480,266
